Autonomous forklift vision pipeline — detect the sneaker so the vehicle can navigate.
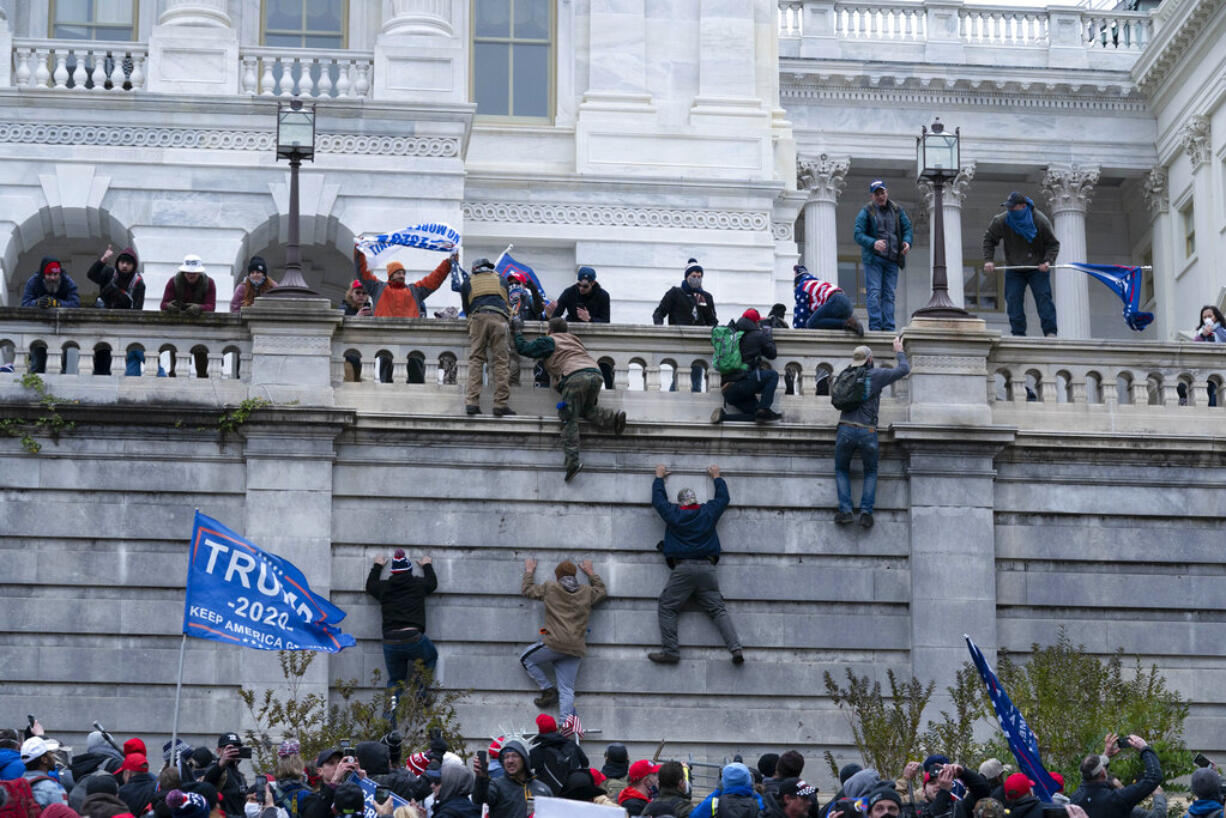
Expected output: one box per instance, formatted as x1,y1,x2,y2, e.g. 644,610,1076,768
755,409,783,423
533,687,559,708
465,405,480,415
860,513,874,529
844,316,865,337
711,407,725,424
834,511,855,525
647,651,680,665
564,461,583,482
731,650,745,666
614,411,627,435
1045,332,1058,338
493,406,517,417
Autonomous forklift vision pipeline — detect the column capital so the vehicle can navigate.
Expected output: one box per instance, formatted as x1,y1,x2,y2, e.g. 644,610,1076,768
916,163,975,210
797,154,850,204
1179,114,1210,170
1042,164,1100,215
1143,167,1169,216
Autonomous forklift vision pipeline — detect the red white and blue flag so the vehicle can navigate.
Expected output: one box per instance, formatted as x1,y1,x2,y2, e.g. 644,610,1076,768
1064,263,1154,332
496,250,549,302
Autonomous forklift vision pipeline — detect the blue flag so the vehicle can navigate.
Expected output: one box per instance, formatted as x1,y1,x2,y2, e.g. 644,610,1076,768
1064,263,1154,332
496,252,549,302
351,774,409,818
965,635,1058,801
356,223,461,258
182,511,355,653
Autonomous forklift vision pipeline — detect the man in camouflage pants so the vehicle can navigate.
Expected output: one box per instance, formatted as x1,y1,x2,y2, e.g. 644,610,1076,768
512,316,626,482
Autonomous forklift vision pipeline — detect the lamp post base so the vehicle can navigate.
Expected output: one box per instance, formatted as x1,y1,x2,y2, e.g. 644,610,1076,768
264,263,319,298
912,289,973,319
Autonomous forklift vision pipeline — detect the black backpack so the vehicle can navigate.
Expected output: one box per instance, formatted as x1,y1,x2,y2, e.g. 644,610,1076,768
830,363,872,411
533,742,584,796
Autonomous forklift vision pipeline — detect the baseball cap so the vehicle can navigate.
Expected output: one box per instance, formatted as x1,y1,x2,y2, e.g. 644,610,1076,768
20,737,49,763
1001,191,1029,207
315,748,342,767
742,308,761,323
629,760,661,781
1003,772,1035,800
117,754,150,774
978,758,1013,780
780,778,818,800
217,733,242,749
869,180,887,192
577,266,597,281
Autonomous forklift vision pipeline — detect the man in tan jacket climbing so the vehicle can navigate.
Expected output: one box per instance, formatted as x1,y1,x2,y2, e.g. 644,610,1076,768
519,558,607,717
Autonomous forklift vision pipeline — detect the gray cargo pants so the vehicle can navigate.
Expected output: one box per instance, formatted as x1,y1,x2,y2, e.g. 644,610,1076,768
656,559,741,655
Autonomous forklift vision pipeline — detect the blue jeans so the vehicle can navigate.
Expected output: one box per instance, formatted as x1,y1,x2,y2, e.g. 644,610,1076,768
667,363,705,393
382,635,438,697
864,257,900,331
720,368,778,421
834,424,879,514
1004,269,1058,336
805,291,853,329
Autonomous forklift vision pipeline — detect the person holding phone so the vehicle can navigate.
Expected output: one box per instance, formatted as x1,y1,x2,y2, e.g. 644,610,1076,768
1194,305,1226,343
203,733,250,818
1069,734,1162,818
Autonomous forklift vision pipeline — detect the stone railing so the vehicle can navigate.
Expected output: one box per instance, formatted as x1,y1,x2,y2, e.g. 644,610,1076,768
3,306,1221,431
238,47,373,99
778,0,1152,69
10,38,148,91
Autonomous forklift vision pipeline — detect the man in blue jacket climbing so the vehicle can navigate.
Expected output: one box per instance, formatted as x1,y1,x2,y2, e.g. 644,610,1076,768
648,463,743,666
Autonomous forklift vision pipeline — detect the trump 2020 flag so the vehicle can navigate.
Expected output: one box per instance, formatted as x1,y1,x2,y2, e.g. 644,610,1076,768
183,511,355,653
965,635,1058,801
352,775,408,818
355,223,461,258
1064,263,1154,332
496,251,549,302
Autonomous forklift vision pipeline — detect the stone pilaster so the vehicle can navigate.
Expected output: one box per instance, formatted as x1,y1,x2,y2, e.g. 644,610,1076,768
1042,164,1099,339
797,154,849,283
1180,115,1211,170
1142,167,1175,339
146,0,237,95
373,0,465,103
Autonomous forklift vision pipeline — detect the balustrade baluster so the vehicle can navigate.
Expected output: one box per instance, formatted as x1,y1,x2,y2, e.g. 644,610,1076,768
241,57,258,94
71,51,88,89
14,49,32,86
129,53,145,89
316,59,334,97
336,60,352,97
354,62,371,98
92,54,108,89
261,59,276,95
52,52,69,89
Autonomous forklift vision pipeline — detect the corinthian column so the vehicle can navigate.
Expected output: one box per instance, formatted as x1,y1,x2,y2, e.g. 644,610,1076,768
1142,167,1174,339
918,163,975,309
1042,164,1099,339
796,154,849,283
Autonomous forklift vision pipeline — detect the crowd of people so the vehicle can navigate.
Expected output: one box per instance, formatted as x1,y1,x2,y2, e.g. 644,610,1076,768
2,710,1192,818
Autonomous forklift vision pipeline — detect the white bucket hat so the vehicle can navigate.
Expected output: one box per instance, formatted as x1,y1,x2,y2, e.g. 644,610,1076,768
179,254,206,274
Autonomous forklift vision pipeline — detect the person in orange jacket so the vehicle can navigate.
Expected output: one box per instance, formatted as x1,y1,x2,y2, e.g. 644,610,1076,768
355,248,456,382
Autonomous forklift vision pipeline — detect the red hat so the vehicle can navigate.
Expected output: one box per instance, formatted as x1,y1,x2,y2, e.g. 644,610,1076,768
589,768,607,786
535,714,557,734
350,279,363,290
742,308,761,323
405,752,429,775
116,754,149,775
1051,773,1065,792
123,738,146,757
1004,772,1035,800
629,760,661,782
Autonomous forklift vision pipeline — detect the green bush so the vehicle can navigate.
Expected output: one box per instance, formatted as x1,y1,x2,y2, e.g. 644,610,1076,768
824,667,933,777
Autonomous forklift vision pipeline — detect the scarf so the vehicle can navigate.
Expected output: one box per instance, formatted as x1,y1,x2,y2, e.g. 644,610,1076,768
559,575,580,593
1005,199,1039,242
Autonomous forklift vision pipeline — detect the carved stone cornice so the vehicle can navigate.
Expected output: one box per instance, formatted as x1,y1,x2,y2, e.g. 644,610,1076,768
1133,0,1222,98
796,154,850,204
1179,115,1210,170
1142,167,1169,216
1042,164,1100,214
462,202,771,231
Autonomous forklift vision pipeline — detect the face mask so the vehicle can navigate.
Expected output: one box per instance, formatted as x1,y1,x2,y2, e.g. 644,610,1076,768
687,274,702,289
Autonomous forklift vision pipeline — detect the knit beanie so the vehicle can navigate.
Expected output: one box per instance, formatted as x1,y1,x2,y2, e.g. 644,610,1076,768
166,790,210,818
536,714,557,734
685,258,703,276
386,262,406,277
390,549,411,574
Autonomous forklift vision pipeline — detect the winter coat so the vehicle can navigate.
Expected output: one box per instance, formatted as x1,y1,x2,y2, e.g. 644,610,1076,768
160,272,216,311
918,770,992,818
528,732,590,796
433,795,482,818
839,351,910,428
653,280,718,326
688,786,765,818
87,247,144,310
203,760,249,818
229,276,279,311
82,792,132,818
21,258,81,308
982,209,1060,269
481,741,551,818
1069,749,1163,818
1004,795,1046,818
365,562,438,637
521,571,607,658
359,256,452,318
118,771,158,815
719,317,777,385
618,784,651,816
1193,326,1226,343
552,282,611,323
854,200,914,269
652,476,729,561
23,771,68,808
0,747,25,778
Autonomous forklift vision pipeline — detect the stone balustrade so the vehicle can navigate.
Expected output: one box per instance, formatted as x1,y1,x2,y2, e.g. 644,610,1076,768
238,47,373,99
778,0,1152,69
11,39,147,91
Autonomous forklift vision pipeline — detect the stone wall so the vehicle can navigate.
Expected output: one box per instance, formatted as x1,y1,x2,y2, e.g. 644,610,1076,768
2,305,1225,786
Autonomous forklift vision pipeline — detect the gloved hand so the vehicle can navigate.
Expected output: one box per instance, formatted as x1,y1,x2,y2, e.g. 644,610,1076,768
509,315,524,334
36,295,59,309
163,300,182,313
185,304,203,318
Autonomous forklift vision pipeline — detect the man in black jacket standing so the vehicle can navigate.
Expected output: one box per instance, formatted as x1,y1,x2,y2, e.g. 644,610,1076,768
1070,733,1162,818
653,259,718,392
366,549,439,718
712,309,781,424
551,266,613,388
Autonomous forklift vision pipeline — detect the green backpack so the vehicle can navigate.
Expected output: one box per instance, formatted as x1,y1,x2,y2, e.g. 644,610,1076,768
711,325,747,375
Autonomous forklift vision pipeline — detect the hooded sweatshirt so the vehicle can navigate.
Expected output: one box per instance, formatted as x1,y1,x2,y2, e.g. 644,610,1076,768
87,247,144,310
521,570,607,658
689,763,764,818
365,562,438,637
481,741,551,818
0,746,25,778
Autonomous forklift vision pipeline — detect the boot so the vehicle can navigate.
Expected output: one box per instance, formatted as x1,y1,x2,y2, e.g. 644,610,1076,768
533,687,559,707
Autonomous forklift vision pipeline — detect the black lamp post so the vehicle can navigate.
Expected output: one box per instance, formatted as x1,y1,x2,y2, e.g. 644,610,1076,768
912,118,972,319
267,97,319,297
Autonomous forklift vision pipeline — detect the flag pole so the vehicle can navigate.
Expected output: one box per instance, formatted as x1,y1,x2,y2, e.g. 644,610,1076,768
169,633,188,755
495,243,513,268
